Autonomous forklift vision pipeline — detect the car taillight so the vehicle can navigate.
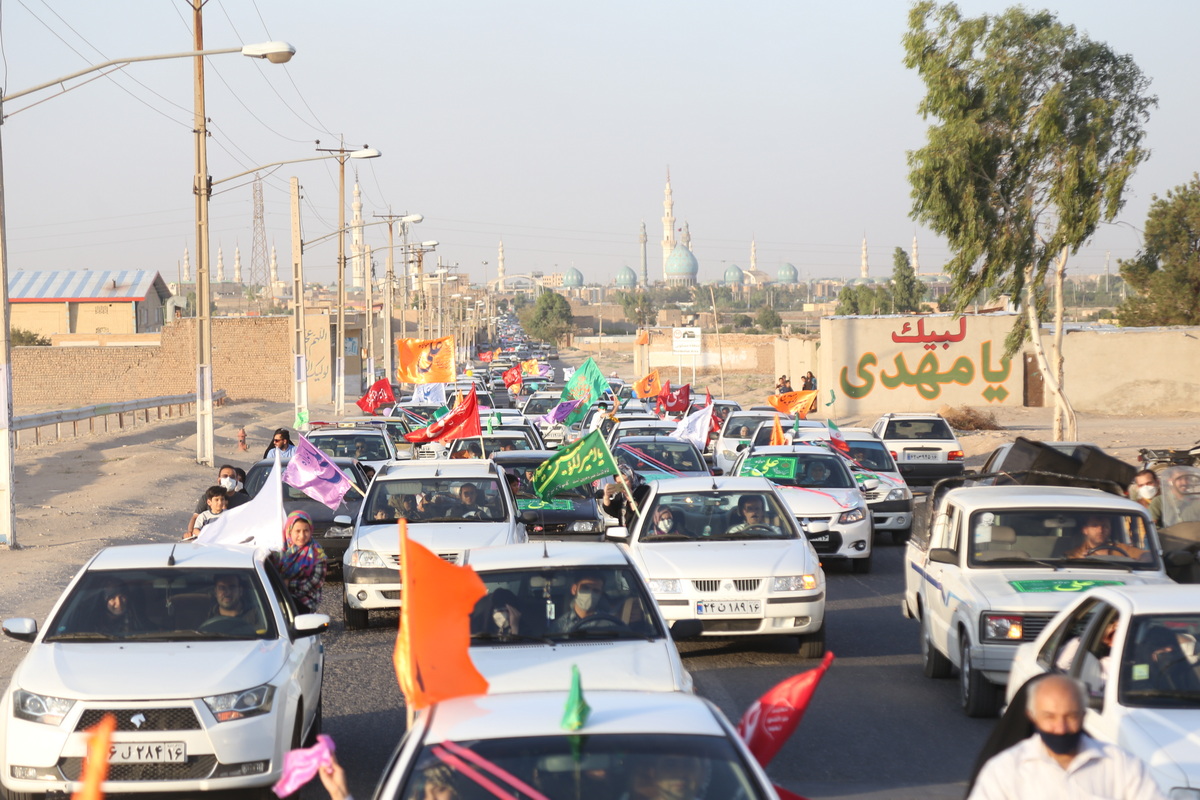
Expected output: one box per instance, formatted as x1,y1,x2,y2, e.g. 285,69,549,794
948,450,964,461
889,451,898,460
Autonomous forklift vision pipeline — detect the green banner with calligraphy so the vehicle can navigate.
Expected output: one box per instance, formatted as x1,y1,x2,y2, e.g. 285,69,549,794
516,498,576,511
1009,579,1125,594
532,429,619,500
740,456,798,480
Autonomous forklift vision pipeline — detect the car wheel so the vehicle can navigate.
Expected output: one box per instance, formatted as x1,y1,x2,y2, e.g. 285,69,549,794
851,552,872,574
959,636,1000,717
891,527,912,545
920,614,952,679
796,625,826,659
343,598,368,631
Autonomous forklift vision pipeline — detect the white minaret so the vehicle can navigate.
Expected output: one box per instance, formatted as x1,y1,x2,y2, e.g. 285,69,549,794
860,234,869,280
182,247,191,282
270,245,279,283
350,182,365,289
911,235,921,273
497,240,506,282
216,246,225,282
233,245,243,284
750,238,758,273
681,221,691,251
639,221,648,288
661,169,676,279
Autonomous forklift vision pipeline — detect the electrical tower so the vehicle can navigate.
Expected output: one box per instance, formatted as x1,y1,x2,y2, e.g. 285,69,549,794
250,174,270,311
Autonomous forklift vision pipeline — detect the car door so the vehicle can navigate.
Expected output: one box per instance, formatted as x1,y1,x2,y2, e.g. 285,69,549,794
926,504,963,657
263,563,323,726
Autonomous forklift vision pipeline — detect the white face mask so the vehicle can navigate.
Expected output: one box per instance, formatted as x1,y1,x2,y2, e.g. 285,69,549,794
492,610,510,631
1138,485,1158,500
234,480,243,493
656,517,675,533
219,476,237,492
575,588,598,611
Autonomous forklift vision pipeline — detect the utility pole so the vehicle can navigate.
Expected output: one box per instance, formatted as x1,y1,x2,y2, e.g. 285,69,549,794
364,244,374,390
193,0,215,466
289,177,308,429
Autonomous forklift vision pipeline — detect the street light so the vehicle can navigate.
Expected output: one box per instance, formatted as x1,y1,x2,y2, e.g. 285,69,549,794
0,27,294,545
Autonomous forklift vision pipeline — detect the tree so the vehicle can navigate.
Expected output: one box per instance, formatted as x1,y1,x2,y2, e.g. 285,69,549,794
904,2,1155,440
891,247,925,312
517,291,573,343
11,328,50,346
1118,174,1200,326
614,290,656,327
755,306,783,331
835,284,892,315
732,314,753,329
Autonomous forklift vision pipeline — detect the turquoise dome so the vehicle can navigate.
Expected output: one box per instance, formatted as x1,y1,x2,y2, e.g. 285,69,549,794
665,243,699,277
616,266,638,288
777,262,798,284
563,267,584,287
723,264,744,284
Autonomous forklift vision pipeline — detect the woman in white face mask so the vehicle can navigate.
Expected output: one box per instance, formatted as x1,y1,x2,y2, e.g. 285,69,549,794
650,506,690,538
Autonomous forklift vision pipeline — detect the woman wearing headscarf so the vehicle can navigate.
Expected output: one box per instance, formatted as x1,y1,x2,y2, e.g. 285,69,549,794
272,511,327,614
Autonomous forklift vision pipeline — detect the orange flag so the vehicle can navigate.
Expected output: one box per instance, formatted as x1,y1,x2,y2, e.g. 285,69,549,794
635,329,650,346
770,415,787,446
72,713,116,800
521,358,540,376
632,369,663,399
767,390,818,419
393,520,489,711
396,336,456,384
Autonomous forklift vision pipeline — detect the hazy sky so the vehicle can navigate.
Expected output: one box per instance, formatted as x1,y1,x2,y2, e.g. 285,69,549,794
2,1,1197,289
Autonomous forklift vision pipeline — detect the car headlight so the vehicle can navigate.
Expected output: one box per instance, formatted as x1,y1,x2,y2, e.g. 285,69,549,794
838,507,867,524
648,579,682,594
203,685,275,722
885,487,912,502
567,520,604,533
982,614,1024,641
12,690,74,725
771,575,819,592
721,449,737,459
346,549,388,568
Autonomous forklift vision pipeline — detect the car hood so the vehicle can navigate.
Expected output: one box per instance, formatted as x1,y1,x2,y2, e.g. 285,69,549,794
354,521,517,554
16,640,287,700
634,539,817,579
641,470,711,483
469,639,683,694
967,570,1165,612
777,486,859,515
1124,709,1200,786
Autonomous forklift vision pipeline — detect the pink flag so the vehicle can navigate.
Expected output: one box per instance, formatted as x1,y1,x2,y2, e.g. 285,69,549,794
283,435,353,510
272,733,335,797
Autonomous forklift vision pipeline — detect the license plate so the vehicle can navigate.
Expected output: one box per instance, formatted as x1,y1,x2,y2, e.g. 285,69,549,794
109,742,186,763
696,599,761,616
904,451,941,462
807,534,830,543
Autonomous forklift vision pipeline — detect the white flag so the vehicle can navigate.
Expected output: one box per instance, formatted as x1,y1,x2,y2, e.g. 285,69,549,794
412,382,447,406
196,454,287,550
562,366,576,382
671,404,715,451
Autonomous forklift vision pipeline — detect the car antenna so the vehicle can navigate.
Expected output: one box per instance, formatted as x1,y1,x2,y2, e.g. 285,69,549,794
542,538,550,559
167,543,177,566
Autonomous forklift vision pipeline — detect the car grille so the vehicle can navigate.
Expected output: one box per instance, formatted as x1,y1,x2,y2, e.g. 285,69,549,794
388,551,458,567
380,590,400,600
1022,614,1054,641
862,489,884,501
690,579,761,592
699,620,761,633
76,708,201,733
60,755,217,782
538,522,569,535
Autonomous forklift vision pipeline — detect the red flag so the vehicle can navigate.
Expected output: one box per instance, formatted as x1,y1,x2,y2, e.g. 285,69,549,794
737,651,834,767
404,386,483,444
502,364,523,389
355,377,396,415
656,382,691,414
478,350,495,363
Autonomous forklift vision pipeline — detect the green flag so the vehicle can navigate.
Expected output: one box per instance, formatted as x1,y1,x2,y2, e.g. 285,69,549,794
532,429,619,500
487,411,500,435
560,664,591,731
559,357,610,426
293,409,310,429
432,405,449,420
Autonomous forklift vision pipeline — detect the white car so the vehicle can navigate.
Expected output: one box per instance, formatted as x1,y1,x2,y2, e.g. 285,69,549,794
713,411,784,474
731,445,875,572
1005,584,1200,796
612,476,827,656
870,412,965,485
0,543,327,798
342,461,529,629
305,424,398,473
462,542,695,693
372,690,781,800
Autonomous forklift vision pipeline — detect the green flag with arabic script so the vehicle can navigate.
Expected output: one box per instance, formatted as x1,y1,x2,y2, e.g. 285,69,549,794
558,357,610,426
532,429,619,500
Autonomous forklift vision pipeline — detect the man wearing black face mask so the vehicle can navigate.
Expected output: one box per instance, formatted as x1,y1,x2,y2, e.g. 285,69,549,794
968,674,1165,800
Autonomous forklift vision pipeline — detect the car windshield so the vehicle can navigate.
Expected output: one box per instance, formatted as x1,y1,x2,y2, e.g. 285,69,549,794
522,396,560,415
1157,466,1200,528
365,478,508,523
44,568,274,642
737,453,855,489
309,433,391,461
845,440,896,472
448,437,533,458
614,426,674,442
884,418,953,440
723,414,770,441
641,491,799,541
967,510,1159,569
471,566,662,641
400,733,767,800
1118,614,1200,707
616,442,705,475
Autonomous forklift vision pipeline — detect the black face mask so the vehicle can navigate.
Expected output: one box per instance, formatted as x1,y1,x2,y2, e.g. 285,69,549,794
1037,727,1083,756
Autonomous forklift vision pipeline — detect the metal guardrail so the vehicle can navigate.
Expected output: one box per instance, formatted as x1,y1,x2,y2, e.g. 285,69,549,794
13,390,227,448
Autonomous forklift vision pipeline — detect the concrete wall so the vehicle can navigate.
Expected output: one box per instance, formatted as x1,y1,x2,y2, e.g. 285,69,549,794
1051,326,1200,415
13,300,143,337
645,332,776,375
774,337,820,386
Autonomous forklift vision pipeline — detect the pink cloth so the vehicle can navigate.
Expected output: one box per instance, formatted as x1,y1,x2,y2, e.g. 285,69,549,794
272,733,334,797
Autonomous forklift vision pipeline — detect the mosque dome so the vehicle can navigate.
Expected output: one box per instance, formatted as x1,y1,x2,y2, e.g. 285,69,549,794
563,267,584,288
616,266,638,288
665,243,699,278
723,264,744,285
777,262,798,284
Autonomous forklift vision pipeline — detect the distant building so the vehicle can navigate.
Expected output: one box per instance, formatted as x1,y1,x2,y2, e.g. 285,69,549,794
664,243,699,288
10,269,171,337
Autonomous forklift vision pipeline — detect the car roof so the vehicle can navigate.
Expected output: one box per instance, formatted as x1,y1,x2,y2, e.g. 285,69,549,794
878,412,948,420
376,460,503,479
462,541,629,570
649,476,775,493
946,485,1147,511
489,450,558,463
614,436,695,446
837,428,883,442
89,543,258,571
742,445,834,457
1085,584,1200,614
616,419,675,427
422,690,726,743
307,426,389,437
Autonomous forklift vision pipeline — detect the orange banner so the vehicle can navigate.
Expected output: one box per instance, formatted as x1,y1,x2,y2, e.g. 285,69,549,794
396,336,456,384
632,369,663,399
770,415,787,446
72,713,116,800
766,390,819,418
521,358,540,376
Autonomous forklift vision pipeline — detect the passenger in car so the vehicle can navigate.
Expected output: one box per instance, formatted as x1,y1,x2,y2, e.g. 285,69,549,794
727,496,777,535
649,506,691,538
552,571,610,633
273,511,328,614
90,579,147,636
201,574,261,634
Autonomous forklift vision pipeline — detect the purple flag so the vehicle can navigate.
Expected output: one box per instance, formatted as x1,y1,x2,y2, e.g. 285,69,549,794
273,734,335,797
283,435,353,510
539,398,582,426
538,362,554,378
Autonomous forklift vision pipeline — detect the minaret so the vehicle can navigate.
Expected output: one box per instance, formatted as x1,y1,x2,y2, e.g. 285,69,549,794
270,245,279,284
350,182,365,289
182,247,191,282
661,169,676,279
497,241,506,282
639,221,648,288
681,221,691,251
216,246,225,282
860,234,869,280
911,235,921,273
750,238,758,273
233,245,242,284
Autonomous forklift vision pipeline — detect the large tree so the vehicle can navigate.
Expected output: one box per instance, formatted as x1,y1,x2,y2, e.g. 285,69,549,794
614,290,656,327
518,291,573,343
891,247,925,312
904,2,1155,440
1118,174,1200,326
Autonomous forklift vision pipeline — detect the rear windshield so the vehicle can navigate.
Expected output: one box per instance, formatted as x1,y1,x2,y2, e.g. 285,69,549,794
884,418,953,440
846,440,896,472
309,433,391,460
723,415,773,440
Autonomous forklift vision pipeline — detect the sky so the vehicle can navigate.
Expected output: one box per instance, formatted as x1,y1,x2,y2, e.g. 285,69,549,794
1,0,1197,290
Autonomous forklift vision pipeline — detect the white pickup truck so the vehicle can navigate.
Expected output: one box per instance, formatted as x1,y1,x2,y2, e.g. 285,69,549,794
902,485,1174,717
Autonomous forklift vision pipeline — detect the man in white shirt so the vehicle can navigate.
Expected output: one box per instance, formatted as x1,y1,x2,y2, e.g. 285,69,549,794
968,674,1166,800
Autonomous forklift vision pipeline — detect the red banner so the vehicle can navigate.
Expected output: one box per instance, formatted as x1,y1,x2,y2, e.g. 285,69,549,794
737,651,834,767
404,386,483,444
478,350,495,363
656,381,691,414
355,378,396,415
502,364,523,388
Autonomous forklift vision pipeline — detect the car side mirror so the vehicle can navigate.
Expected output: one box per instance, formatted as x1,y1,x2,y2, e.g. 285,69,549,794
1168,550,1197,567
735,442,747,452
333,515,352,526
861,478,880,491
670,619,703,640
294,613,330,636
2,618,37,643
711,468,724,476
605,526,629,540
929,548,958,565
519,510,539,525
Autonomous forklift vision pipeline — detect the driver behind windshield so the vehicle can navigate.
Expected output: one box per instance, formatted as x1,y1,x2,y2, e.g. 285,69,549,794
456,483,492,517
727,495,777,535
1063,514,1147,560
552,571,609,633
203,573,261,634
804,461,832,487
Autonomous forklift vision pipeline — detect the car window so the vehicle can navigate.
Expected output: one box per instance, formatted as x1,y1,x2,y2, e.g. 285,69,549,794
967,510,1158,569
365,478,508,523
44,568,275,642
884,419,954,440
522,396,559,416
737,453,854,489
1119,614,1200,707
616,442,704,474
309,433,391,461
1037,597,1103,672
641,491,798,541
723,415,769,441
845,441,896,472
449,437,533,457
504,464,591,502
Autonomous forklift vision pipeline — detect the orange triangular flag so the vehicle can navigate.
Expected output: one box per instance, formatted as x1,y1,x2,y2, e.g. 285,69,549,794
635,329,650,345
393,520,489,711
72,713,116,800
770,415,787,446
632,369,663,399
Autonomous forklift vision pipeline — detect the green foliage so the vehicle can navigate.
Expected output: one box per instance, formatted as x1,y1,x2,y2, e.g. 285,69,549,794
755,306,783,331
891,247,925,312
904,1,1155,352
732,314,753,328
614,290,656,326
11,328,50,346
518,291,573,343
835,284,892,315
1118,174,1200,326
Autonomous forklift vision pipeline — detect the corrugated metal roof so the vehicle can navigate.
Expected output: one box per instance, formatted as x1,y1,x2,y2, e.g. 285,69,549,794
10,270,170,303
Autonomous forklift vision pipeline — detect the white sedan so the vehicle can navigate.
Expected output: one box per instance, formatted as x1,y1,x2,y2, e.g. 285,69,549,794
611,476,826,657
0,543,327,798
1006,584,1200,797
